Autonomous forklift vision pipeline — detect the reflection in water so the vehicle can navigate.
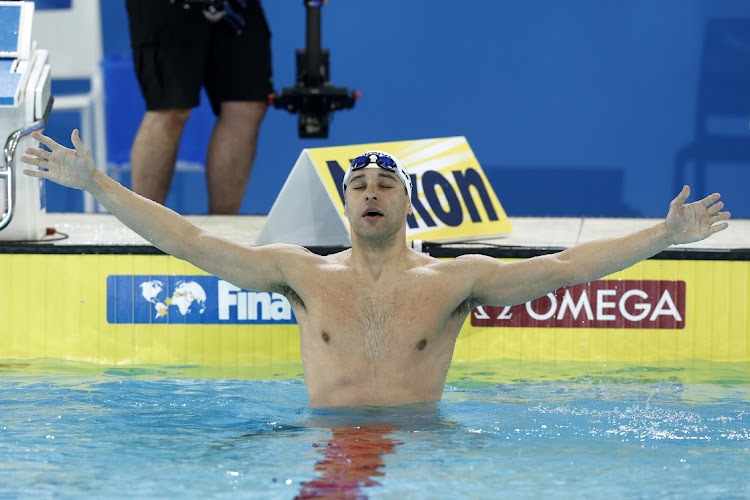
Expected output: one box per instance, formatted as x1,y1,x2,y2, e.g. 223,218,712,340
295,424,402,499
215,403,446,497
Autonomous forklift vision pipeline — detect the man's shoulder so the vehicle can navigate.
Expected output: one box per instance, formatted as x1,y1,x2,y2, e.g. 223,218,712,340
418,252,496,269
282,246,352,272
414,253,501,281
453,253,498,265
263,243,319,257
259,243,331,269
405,250,468,277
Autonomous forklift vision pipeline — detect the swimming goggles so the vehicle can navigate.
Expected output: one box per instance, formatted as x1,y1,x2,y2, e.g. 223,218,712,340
342,151,412,199
350,153,399,171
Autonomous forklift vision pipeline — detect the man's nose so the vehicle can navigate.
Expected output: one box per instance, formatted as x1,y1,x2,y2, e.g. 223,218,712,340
365,185,378,200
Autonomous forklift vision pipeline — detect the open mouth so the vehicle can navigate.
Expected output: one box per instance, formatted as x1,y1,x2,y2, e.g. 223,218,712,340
362,209,384,220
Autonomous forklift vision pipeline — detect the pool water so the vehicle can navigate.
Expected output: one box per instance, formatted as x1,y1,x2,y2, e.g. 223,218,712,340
1,360,748,499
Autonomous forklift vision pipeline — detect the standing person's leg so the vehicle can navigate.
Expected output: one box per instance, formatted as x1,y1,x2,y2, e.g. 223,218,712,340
204,0,273,214
130,109,191,204
205,101,267,214
126,0,210,206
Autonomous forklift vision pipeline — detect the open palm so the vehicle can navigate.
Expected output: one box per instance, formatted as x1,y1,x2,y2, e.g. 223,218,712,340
21,129,95,191
666,185,730,244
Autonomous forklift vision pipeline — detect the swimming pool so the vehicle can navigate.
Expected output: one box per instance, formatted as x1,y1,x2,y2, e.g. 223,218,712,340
1,359,747,499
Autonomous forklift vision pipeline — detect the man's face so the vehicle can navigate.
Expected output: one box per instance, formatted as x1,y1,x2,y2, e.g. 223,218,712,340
344,168,413,242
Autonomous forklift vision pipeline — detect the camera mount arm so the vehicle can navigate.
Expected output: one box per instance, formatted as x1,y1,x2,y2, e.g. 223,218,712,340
269,0,359,138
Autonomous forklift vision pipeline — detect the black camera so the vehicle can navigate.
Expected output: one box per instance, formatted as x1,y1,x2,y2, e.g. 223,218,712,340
270,1,358,138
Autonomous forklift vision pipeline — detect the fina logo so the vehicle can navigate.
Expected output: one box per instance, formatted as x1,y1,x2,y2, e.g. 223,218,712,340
140,279,207,319
106,275,296,325
218,281,292,321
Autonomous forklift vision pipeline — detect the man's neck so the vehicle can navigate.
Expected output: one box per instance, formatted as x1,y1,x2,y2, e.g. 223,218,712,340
349,233,410,280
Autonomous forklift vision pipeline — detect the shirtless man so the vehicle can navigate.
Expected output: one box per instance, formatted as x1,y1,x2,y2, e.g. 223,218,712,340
21,130,731,407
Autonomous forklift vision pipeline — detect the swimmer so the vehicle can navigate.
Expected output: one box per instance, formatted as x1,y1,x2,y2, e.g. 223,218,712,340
21,130,731,407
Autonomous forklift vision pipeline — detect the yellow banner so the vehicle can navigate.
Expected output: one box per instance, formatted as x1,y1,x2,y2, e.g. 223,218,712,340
455,258,750,363
0,254,747,366
305,136,512,242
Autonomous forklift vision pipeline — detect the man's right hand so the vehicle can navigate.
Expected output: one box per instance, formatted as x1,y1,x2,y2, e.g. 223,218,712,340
21,129,95,191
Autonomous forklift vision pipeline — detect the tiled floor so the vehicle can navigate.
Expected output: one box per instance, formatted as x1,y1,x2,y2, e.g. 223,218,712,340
27,213,749,250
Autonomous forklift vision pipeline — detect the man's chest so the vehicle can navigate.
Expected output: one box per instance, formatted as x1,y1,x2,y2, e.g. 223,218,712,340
298,273,460,320
294,276,468,357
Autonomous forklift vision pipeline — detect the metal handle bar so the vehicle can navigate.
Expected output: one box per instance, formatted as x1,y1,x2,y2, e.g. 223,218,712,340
0,96,54,231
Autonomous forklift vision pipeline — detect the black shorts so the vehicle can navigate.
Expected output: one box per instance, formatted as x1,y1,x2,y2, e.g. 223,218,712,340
126,0,273,115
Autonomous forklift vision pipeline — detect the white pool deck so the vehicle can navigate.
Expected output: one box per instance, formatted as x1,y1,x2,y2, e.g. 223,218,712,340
17,213,749,252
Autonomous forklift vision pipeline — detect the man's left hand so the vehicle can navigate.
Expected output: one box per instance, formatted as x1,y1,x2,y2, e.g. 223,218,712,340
666,185,730,245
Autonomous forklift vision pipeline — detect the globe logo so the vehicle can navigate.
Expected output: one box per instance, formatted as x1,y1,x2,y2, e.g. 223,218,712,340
139,280,207,319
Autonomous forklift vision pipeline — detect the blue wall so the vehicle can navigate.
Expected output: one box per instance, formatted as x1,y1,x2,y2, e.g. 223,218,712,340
43,1,750,218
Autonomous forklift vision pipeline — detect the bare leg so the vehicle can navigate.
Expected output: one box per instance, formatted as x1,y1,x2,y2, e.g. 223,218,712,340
130,109,191,204
205,101,268,214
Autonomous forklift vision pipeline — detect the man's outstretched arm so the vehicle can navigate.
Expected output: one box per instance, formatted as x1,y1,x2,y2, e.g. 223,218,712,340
21,130,295,291
464,185,731,306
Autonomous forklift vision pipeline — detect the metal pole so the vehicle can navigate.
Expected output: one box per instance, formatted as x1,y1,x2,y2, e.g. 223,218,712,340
0,97,54,231
305,0,323,86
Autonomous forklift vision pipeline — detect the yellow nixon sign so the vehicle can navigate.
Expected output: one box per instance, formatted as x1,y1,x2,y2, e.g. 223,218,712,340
257,137,512,245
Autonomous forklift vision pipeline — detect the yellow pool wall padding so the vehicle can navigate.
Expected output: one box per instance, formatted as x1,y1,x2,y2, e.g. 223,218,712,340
0,254,748,365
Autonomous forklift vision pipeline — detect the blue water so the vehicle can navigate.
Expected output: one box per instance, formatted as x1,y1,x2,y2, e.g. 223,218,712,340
1,361,748,499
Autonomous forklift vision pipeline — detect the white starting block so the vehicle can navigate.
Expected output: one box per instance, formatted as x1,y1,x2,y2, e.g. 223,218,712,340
0,1,52,241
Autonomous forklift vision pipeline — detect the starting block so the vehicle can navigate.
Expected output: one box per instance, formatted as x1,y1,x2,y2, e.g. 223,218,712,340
0,1,52,241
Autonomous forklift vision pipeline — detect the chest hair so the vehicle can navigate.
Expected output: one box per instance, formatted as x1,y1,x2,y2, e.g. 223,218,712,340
357,301,391,362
